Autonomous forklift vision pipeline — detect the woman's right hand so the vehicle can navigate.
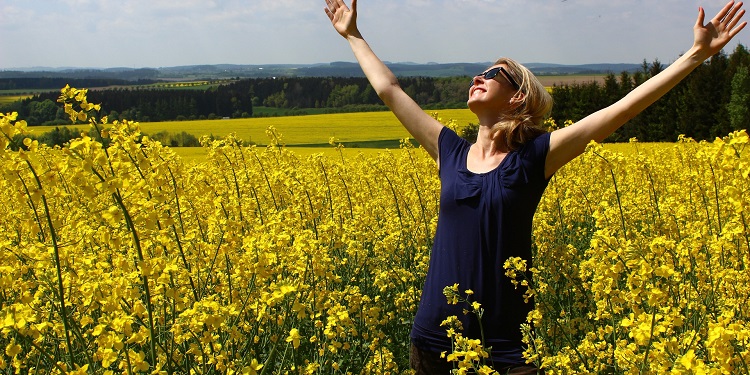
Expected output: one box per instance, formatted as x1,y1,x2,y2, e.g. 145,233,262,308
324,0,360,39
322,0,443,161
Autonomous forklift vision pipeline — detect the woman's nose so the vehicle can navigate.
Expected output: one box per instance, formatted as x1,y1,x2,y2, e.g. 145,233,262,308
471,75,483,87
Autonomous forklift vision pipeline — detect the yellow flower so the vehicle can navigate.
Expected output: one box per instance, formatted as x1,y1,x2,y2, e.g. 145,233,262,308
678,349,697,370
5,340,21,357
286,328,302,349
477,365,497,375
242,359,263,375
68,364,89,375
443,283,461,304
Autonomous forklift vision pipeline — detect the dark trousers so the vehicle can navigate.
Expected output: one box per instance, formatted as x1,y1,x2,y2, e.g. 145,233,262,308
410,343,543,375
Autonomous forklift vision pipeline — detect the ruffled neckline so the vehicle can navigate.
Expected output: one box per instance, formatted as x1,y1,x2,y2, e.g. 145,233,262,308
454,150,529,201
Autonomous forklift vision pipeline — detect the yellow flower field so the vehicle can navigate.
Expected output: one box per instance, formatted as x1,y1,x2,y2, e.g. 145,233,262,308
522,133,750,374
30,109,477,148
170,147,388,165
1,87,749,374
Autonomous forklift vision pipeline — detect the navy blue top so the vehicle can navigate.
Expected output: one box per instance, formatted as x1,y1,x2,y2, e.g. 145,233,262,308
410,127,551,365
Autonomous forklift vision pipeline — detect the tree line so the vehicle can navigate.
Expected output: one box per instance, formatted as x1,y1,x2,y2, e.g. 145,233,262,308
0,77,157,91
0,68,161,82
6,84,254,124
1,76,469,124
551,45,750,142
3,44,749,143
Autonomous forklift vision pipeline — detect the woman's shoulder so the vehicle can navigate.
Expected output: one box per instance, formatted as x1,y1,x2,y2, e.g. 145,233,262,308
437,127,471,171
501,131,551,184
517,131,551,157
439,127,470,153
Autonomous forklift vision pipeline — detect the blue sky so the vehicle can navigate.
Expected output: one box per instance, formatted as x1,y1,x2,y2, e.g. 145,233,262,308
0,0,747,69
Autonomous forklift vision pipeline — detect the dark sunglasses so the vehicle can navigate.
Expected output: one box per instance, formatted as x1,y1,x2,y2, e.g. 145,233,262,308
470,66,520,90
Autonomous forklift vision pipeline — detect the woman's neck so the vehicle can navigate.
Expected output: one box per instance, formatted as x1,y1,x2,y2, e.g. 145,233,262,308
475,124,510,155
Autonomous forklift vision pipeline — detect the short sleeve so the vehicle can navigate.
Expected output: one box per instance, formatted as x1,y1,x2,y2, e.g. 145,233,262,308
438,127,466,161
438,127,469,176
519,132,551,183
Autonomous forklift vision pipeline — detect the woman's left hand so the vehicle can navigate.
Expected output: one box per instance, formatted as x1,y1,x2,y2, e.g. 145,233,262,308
693,1,747,59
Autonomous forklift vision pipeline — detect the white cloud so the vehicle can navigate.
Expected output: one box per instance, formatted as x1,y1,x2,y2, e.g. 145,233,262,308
0,0,746,68
0,5,33,28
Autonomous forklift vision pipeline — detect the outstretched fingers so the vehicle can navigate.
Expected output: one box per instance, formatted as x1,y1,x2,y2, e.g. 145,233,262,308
716,1,741,22
324,0,332,19
713,1,737,23
714,1,747,36
327,0,346,13
324,0,341,20
324,0,353,19
324,0,359,38
725,7,748,37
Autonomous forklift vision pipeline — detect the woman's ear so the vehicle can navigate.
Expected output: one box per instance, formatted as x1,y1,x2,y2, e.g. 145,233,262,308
509,91,526,109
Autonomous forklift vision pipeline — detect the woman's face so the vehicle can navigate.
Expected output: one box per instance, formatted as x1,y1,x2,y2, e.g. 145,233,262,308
467,64,519,114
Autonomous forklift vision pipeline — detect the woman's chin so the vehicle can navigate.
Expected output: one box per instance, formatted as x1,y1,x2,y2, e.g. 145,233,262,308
467,98,485,113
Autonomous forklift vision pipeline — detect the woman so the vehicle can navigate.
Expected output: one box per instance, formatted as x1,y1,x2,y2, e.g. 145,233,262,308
323,1,746,373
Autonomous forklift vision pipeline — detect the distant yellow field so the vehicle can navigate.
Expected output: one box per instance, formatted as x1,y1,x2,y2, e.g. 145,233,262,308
171,146,393,164
30,109,478,146
170,137,657,164
137,109,476,145
0,95,29,105
27,108,664,165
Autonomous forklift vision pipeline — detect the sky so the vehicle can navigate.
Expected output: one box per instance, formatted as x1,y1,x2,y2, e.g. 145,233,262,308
0,0,748,70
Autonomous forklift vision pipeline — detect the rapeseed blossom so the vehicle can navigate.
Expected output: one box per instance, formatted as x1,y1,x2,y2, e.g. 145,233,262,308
518,134,750,373
287,328,302,349
1,88,749,373
1,87,434,373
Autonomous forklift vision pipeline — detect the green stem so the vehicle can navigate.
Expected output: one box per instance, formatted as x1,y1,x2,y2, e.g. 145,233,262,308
112,190,158,367
709,164,722,235
639,308,659,373
252,150,278,211
15,172,46,242
593,151,628,240
319,159,335,221
23,161,75,368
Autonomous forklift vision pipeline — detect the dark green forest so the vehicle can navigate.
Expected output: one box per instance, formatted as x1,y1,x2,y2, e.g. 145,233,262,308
2,44,750,143
0,75,469,124
553,45,750,142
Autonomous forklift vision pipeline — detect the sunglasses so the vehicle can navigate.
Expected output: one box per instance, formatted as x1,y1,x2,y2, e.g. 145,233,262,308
470,66,520,90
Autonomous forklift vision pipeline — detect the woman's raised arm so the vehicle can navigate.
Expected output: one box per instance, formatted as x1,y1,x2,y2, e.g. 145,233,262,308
545,1,747,178
324,0,443,160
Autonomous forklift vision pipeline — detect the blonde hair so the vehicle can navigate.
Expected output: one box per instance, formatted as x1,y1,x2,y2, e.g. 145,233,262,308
491,57,553,151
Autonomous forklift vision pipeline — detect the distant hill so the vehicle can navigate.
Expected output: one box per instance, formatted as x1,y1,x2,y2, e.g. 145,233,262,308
1,62,643,81
523,63,644,75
